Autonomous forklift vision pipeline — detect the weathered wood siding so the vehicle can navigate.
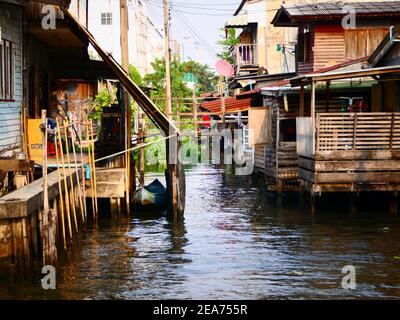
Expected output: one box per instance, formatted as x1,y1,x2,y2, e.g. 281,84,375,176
313,26,345,71
254,145,265,174
0,3,22,156
298,25,388,75
264,95,299,189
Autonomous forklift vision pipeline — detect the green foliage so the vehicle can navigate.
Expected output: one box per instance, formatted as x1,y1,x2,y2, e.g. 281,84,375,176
90,88,114,121
217,28,240,64
181,59,217,93
144,58,192,113
129,64,143,86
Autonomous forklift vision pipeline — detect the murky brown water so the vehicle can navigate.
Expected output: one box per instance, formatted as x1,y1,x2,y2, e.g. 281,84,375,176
1,165,400,299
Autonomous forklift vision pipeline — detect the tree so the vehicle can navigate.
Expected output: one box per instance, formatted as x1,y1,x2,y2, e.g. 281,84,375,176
217,28,240,64
144,58,192,113
181,59,217,93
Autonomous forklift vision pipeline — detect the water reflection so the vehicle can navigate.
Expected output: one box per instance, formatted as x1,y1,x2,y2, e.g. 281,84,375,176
1,165,400,299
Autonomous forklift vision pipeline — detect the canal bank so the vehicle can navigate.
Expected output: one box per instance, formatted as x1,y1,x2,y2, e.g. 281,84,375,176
1,165,400,299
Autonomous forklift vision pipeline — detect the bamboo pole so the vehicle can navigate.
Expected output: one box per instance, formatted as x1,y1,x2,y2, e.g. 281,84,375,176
78,119,88,223
90,120,99,219
56,118,73,241
54,129,67,250
41,110,49,264
64,120,79,233
70,118,85,226
85,115,96,220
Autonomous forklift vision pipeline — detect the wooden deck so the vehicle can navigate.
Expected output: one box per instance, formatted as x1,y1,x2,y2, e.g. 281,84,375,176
0,169,80,219
297,112,400,193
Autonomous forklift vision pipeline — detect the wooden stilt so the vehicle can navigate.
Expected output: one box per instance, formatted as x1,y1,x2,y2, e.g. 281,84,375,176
389,191,398,215
71,119,85,226
310,191,316,216
77,120,88,223
54,131,67,250
85,117,96,221
348,192,358,215
64,120,79,233
56,118,73,241
89,120,99,219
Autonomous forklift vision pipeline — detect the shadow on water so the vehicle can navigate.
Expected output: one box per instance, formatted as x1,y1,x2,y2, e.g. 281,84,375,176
1,165,400,299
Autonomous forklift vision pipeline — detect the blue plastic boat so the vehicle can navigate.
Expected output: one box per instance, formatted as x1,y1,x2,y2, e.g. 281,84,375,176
134,179,168,209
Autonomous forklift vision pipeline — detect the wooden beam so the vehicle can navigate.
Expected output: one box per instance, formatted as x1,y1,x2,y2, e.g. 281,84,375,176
0,160,34,172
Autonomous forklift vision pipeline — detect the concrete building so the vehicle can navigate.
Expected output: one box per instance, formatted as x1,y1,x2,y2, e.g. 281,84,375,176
87,0,164,76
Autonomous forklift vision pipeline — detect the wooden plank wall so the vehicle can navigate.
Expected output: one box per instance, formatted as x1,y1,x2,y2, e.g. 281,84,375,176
298,25,388,74
313,25,345,71
0,3,23,157
296,117,314,157
254,145,265,174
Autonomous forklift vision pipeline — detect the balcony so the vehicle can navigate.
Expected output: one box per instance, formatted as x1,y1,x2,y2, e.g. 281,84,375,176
232,44,258,75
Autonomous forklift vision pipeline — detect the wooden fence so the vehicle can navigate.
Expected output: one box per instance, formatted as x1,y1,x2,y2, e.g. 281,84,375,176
316,112,400,152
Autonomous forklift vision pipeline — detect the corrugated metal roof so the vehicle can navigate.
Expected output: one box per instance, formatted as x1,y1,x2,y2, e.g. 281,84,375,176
200,97,252,114
283,1,400,17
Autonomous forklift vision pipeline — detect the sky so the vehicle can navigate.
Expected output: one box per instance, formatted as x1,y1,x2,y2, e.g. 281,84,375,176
145,0,242,69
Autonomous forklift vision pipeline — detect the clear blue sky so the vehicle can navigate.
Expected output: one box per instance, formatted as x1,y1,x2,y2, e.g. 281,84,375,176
146,0,242,69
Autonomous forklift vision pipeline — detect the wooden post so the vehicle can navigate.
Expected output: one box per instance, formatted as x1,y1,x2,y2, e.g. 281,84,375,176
163,0,172,117
63,120,79,233
300,85,305,117
193,85,198,136
311,81,316,155
71,119,85,225
120,0,131,213
77,120,88,223
325,81,330,112
54,127,67,250
56,118,73,241
41,110,51,265
220,76,226,124
139,113,145,186
90,120,99,219
85,117,96,220
389,191,398,215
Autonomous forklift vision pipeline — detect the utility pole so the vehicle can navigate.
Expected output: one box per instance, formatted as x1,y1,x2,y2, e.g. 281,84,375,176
120,0,131,210
163,0,172,117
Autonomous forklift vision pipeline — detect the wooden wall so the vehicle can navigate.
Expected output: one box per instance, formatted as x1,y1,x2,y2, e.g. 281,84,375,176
0,3,23,157
298,24,388,75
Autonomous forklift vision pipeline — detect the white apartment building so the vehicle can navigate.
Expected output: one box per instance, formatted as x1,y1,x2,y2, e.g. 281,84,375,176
88,0,164,76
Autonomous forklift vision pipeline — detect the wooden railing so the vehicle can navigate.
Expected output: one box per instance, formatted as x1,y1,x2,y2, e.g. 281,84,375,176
316,113,400,152
232,44,258,69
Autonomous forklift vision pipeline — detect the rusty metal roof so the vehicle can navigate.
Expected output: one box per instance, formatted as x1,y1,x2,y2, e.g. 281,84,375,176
285,1,400,16
273,1,400,26
200,97,252,114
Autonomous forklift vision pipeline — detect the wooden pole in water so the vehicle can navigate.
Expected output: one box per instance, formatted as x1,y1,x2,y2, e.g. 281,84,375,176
85,116,96,220
70,119,85,225
56,118,73,241
41,110,49,264
54,128,67,250
64,120,79,233
78,120,88,223
90,120,99,218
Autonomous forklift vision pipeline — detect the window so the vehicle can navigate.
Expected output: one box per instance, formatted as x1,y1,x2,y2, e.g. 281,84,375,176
101,12,112,25
279,119,297,142
297,25,311,62
0,39,14,101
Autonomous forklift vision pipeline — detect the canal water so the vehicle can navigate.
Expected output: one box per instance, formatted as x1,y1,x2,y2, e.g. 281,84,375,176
1,165,400,299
